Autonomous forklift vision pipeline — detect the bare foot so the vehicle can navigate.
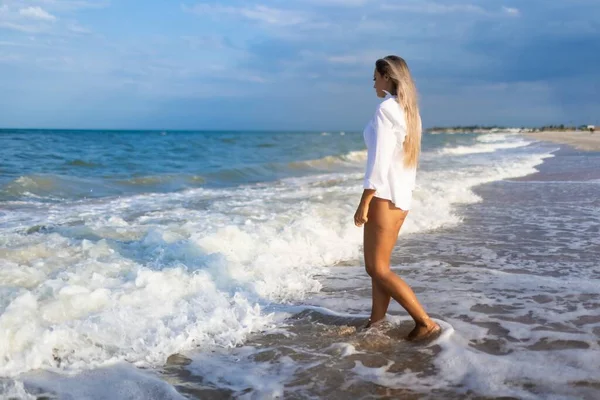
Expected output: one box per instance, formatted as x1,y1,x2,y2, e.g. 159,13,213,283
406,320,441,341
362,318,386,331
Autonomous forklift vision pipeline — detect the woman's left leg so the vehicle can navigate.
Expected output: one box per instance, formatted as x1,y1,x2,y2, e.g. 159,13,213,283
369,278,391,325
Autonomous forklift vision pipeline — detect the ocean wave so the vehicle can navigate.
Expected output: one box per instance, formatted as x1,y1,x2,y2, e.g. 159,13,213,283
0,184,360,376
0,140,554,380
439,140,532,155
3,144,369,202
0,174,207,201
66,159,101,168
117,175,205,186
288,150,367,169
197,150,366,183
407,152,553,232
0,175,105,200
476,133,510,143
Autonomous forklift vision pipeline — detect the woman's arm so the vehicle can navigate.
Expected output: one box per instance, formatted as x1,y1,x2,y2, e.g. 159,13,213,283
356,105,397,227
363,106,397,192
354,189,376,226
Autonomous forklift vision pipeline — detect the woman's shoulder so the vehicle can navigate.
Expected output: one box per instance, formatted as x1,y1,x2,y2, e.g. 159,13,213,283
376,97,404,124
379,97,400,110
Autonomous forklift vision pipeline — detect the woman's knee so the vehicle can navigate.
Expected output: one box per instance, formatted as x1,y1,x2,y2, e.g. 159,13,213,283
365,263,390,281
365,263,374,277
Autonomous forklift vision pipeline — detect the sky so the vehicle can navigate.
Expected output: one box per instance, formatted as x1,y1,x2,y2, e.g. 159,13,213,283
0,0,599,130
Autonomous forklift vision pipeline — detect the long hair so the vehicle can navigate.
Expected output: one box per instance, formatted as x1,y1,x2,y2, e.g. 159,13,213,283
375,55,422,168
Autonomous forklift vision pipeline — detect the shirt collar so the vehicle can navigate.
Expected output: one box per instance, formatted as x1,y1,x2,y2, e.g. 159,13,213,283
383,90,396,99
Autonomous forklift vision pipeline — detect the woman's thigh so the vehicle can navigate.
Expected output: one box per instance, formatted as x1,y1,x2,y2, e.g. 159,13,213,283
364,197,408,273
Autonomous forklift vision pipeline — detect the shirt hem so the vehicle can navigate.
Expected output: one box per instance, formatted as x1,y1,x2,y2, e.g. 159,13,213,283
372,194,411,211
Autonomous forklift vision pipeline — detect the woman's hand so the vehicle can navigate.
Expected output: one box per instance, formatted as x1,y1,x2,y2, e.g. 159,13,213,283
354,202,369,227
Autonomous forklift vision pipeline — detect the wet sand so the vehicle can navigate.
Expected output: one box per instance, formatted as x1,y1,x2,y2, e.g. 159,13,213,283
524,131,600,151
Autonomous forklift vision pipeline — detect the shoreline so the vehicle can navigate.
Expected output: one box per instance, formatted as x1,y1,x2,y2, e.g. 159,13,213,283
523,130,600,151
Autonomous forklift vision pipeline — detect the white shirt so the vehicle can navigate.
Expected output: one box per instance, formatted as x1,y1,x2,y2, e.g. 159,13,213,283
363,91,417,210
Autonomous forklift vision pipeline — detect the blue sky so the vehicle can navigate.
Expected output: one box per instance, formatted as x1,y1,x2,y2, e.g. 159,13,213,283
0,0,598,130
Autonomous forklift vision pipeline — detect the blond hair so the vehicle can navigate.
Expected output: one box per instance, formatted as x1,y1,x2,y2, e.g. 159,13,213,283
375,55,422,168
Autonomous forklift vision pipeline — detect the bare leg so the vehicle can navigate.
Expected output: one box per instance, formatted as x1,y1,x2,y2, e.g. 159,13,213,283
369,278,391,324
364,198,440,340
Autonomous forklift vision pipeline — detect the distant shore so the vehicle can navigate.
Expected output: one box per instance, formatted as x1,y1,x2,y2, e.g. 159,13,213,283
523,131,600,151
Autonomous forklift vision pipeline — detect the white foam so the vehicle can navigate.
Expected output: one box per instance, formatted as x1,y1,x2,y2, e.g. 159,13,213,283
339,150,367,163
288,150,367,170
0,184,367,378
388,255,599,398
431,335,600,399
476,133,510,143
404,152,553,233
336,258,600,398
350,360,410,390
186,346,294,398
21,363,186,400
439,140,532,155
324,342,362,357
0,380,36,400
0,133,557,396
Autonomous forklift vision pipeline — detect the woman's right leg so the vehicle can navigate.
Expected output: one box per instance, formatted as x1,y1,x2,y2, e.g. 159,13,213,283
364,198,440,340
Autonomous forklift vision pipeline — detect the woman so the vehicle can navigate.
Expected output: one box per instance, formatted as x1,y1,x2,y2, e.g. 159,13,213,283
354,55,440,341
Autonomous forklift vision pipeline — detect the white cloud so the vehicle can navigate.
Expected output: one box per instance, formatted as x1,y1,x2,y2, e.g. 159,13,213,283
30,0,110,11
326,51,385,65
67,22,91,33
502,6,520,16
0,20,45,33
242,74,267,83
181,35,227,49
0,53,22,63
327,55,360,64
238,5,306,26
0,4,56,32
19,6,57,21
185,3,309,26
0,2,102,36
306,0,369,6
381,2,486,14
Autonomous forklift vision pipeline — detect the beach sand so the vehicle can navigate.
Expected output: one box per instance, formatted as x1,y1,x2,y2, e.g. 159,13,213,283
524,130,600,151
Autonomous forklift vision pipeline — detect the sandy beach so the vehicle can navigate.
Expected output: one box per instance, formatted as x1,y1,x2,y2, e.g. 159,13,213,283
524,130,600,151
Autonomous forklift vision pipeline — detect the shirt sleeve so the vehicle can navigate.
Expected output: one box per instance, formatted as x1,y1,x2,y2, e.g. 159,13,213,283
363,106,397,191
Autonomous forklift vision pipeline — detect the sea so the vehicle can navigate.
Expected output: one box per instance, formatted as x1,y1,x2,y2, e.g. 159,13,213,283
0,129,599,399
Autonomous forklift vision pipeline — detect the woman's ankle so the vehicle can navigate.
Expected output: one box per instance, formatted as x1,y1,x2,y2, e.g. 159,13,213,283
414,316,435,327
368,316,386,325
365,316,386,328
